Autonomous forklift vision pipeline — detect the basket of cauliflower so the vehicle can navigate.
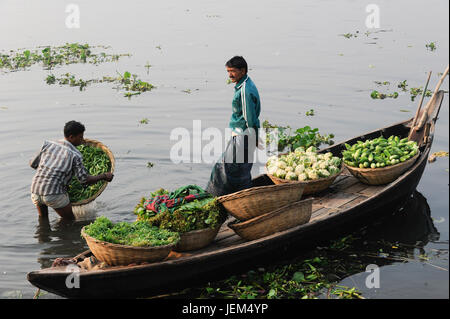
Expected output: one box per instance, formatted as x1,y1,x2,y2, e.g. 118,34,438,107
265,146,343,195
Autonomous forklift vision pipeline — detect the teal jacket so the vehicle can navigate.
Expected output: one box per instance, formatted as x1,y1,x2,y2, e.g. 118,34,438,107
229,75,261,135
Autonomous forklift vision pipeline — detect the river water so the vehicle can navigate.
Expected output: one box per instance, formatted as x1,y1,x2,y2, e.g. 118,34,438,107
0,0,448,299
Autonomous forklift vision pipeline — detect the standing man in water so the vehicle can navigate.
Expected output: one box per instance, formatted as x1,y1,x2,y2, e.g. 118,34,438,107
30,121,114,220
206,56,261,196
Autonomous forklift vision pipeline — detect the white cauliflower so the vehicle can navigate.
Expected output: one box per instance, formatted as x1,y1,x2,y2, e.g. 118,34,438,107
275,169,286,179
307,169,319,180
295,164,305,176
286,172,298,181
328,165,340,175
285,166,294,173
306,146,317,153
330,157,341,167
312,162,320,170
267,155,278,166
267,165,278,175
319,160,329,169
298,173,308,182
319,169,330,178
276,161,287,169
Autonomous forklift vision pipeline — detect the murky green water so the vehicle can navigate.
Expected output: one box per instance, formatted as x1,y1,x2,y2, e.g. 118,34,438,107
0,0,448,299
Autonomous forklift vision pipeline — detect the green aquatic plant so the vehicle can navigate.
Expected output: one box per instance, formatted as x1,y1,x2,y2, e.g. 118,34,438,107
305,109,315,116
45,70,155,97
184,252,364,299
425,42,437,51
370,90,399,99
83,216,180,247
0,43,130,72
397,80,408,92
340,31,359,39
117,71,155,97
371,80,433,101
46,73,91,91
410,86,432,102
374,81,390,86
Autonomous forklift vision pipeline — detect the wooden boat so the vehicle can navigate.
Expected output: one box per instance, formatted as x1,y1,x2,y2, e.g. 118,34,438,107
27,91,446,299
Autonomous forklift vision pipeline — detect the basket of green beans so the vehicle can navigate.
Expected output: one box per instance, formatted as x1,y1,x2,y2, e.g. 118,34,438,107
68,139,115,205
341,135,420,185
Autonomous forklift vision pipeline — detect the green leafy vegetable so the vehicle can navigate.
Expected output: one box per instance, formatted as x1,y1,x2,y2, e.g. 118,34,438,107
68,144,111,202
263,120,334,153
134,188,226,233
83,216,180,247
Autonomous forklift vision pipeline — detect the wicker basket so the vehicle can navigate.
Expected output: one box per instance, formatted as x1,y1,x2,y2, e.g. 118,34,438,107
71,138,115,206
344,152,420,185
174,226,221,252
81,228,175,266
228,198,313,241
217,183,305,221
266,164,343,195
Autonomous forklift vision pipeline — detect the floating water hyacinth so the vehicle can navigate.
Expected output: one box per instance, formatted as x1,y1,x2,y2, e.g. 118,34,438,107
0,43,130,72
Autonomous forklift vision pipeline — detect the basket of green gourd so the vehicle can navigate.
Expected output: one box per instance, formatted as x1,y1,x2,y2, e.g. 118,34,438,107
69,139,115,206
342,135,420,185
265,146,343,195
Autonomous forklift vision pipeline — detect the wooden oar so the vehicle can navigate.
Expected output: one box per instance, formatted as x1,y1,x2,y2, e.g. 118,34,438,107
408,71,432,139
409,65,449,142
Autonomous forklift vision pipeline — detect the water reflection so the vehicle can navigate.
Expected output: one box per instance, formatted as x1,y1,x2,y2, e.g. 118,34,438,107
34,217,91,269
167,190,443,299
354,190,440,257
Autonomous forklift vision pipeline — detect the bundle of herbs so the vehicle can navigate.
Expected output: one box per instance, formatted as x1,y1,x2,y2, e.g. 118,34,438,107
134,187,226,233
83,216,180,247
68,144,112,202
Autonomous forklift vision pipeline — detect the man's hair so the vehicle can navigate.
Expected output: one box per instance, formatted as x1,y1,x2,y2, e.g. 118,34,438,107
226,56,248,73
64,120,85,137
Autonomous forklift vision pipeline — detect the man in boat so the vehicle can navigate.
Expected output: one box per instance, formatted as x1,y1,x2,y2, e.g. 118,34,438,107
29,120,114,220
205,56,261,196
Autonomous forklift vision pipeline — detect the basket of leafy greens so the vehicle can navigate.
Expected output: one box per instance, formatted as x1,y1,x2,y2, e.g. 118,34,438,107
69,139,115,205
134,186,227,251
81,216,179,266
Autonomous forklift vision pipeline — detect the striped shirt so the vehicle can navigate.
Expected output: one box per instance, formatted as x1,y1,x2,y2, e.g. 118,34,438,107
30,140,88,195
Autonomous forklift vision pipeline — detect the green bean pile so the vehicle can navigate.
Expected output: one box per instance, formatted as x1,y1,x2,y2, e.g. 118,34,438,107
68,144,112,202
342,135,419,169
